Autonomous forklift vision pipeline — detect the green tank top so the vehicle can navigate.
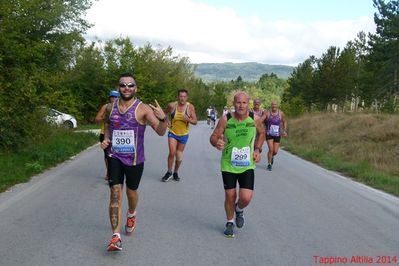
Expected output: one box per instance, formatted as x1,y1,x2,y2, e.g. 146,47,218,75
221,112,256,173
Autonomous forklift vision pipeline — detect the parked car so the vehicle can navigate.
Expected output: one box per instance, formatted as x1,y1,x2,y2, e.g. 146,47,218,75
46,108,78,129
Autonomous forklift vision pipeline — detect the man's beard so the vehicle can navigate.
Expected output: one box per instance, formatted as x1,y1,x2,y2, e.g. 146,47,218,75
120,93,135,101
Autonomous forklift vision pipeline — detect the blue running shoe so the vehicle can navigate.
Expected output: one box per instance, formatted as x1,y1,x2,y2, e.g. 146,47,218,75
223,222,235,238
235,204,245,228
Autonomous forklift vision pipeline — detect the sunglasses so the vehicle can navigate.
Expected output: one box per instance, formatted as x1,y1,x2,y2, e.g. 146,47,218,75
119,82,136,89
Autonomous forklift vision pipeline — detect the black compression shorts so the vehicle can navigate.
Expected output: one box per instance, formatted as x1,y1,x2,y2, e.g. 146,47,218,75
222,169,254,190
108,157,144,190
266,135,281,143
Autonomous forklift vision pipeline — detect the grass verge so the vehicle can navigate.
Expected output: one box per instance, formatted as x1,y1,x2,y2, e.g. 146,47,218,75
0,130,98,193
283,112,399,197
282,143,399,197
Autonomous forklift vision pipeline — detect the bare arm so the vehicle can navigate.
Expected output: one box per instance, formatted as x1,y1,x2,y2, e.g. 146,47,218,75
100,104,112,150
281,111,288,137
210,115,227,150
164,102,175,127
253,115,265,163
95,104,107,124
254,115,266,150
186,104,198,125
147,100,168,136
261,111,269,124
165,102,175,114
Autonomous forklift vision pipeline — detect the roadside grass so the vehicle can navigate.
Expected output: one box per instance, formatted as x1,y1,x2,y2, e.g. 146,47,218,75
0,129,98,193
78,123,100,130
282,112,399,197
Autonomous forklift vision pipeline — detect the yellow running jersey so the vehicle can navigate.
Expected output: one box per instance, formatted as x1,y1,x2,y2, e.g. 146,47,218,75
169,102,190,136
100,121,105,134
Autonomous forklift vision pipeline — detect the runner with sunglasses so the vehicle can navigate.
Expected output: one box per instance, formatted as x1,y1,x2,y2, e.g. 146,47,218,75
101,72,168,251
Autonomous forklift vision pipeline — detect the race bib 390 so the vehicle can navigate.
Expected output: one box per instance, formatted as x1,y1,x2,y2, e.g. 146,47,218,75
112,130,135,153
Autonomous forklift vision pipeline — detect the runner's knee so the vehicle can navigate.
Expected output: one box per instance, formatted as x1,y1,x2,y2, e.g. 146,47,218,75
239,194,253,206
176,150,183,161
225,189,236,200
168,149,176,158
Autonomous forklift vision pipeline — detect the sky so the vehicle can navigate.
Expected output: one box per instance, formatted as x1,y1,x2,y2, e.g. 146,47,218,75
84,0,377,66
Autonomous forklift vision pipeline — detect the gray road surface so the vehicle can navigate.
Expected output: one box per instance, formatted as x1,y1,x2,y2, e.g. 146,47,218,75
1,121,398,266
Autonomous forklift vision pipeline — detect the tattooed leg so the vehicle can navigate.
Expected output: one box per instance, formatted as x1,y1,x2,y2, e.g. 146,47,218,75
109,185,122,232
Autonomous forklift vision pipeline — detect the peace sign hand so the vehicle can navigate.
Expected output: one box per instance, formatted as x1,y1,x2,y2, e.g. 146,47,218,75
149,99,166,121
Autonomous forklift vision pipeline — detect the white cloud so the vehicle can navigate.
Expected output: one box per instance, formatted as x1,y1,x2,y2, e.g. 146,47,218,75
85,0,376,66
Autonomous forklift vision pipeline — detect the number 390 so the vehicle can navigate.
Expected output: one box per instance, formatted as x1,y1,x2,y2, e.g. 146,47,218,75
116,138,131,145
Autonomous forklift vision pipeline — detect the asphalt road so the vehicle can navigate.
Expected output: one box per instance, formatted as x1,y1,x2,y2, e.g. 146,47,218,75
1,121,398,266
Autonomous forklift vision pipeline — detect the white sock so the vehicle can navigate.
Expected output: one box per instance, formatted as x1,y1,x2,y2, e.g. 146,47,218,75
227,219,234,223
113,232,121,238
236,204,244,212
127,210,136,218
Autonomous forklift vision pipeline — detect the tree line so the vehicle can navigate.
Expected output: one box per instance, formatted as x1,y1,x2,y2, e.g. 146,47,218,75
1,0,397,151
0,0,288,151
282,0,399,116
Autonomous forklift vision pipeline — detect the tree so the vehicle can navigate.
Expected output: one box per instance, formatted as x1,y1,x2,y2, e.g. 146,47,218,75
256,73,288,108
0,0,92,150
188,79,211,119
211,83,229,113
367,0,399,104
285,57,316,111
348,32,369,111
314,46,341,110
101,38,196,109
335,46,358,110
63,42,107,122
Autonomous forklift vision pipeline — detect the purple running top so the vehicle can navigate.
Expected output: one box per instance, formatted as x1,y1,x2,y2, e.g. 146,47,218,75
266,110,281,137
108,98,146,166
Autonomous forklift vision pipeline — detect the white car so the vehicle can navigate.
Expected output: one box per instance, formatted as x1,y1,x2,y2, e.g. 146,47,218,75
46,108,78,129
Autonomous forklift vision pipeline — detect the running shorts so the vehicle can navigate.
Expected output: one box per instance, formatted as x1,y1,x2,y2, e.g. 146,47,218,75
266,135,281,143
168,131,189,144
108,157,144,190
222,169,254,190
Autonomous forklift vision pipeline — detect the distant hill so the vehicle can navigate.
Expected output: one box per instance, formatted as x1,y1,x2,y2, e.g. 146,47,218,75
192,62,294,82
